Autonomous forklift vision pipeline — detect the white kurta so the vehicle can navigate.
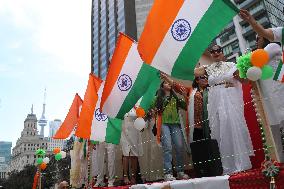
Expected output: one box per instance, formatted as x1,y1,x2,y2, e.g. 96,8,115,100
120,109,143,156
206,61,254,175
259,43,284,126
259,28,284,162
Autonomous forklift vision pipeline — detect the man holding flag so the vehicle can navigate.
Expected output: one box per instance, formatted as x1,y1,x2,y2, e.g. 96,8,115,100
240,9,284,162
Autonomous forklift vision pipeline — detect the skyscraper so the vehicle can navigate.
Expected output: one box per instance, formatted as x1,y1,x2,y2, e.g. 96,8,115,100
91,0,154,78
49,119,62,137
47,119,65,152
0,141,12,179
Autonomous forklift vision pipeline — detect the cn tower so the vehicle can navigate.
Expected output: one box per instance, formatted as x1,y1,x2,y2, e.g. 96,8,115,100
38,88,47,138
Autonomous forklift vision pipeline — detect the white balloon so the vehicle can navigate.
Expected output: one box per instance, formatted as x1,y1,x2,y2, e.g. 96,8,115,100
134,117,146,131
60,151,67,159
43,157,50,164
246,66,262,81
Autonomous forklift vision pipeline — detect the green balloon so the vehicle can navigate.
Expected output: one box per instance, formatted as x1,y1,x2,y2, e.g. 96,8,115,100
37,158,43,165
261,65,274,80
36,149,46,157
55,153,62,161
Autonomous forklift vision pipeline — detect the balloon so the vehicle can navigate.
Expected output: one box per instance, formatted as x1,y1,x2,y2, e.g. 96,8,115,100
53,148,61,154
43,157,50,164
36,149,46,157
251,49,269,67
246,66,262,81
60,151,67,159
134,117,146,131
40,162,47,170
261,65,274,80
37,158,43,165
55,153,62,161
136,107,145,118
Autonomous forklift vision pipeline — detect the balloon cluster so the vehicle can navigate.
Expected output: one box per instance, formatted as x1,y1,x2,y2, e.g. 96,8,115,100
35,149,48,171
53,148,66,161
237,49,274,81
134,107,146,131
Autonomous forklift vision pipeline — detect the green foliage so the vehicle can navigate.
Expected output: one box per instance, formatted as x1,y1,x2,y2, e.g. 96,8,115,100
4,165,37,189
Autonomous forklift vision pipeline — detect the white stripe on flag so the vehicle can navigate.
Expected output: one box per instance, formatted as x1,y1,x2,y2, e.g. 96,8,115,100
151,0,213,73
279,66,284,81
102,43,144,117
90,82,108,141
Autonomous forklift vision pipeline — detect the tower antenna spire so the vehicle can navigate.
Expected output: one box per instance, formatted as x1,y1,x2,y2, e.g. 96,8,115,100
38,88,47,137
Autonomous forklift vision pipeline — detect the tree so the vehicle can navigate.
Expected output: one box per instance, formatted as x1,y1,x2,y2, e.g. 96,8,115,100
5,165,37,189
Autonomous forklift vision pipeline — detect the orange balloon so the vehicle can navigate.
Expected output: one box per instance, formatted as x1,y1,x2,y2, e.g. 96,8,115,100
40,162,47,170
53,148,61,154
251,49,269,67
136,107,145,118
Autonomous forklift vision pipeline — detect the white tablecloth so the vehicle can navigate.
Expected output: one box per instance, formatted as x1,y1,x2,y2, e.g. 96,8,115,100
130,175,230,189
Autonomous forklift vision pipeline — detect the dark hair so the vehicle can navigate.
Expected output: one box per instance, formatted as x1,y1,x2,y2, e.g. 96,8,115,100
192,76,209,90
256,35,281,49
155,81,175,113
256,35,270,49
192,78,199,89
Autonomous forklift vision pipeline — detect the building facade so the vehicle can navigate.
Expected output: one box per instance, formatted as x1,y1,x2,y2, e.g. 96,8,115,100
214,0,284,62
91,0,154,78
47,119,65,151
9,110,49,172
0,141,12,179
49,119,62,137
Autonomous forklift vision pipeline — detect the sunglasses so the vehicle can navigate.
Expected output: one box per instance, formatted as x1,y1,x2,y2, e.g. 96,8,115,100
210,49,222,54
197,76,207,80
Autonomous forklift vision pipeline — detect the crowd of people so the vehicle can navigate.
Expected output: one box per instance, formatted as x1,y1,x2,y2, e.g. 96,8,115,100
75,9,283,188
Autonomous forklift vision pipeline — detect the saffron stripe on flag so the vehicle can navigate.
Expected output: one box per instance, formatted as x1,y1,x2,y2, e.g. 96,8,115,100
138,0,184,64
76,74,102,139
100,34,134,110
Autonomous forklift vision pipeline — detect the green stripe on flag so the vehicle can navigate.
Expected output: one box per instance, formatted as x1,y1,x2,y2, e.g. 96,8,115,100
140,75,161,111
273,60,283,81
116,63,160,119
172,0,238,80
105,118,122,145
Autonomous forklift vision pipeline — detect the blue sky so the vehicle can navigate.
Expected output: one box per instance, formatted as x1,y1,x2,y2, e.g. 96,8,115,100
0,0,91,147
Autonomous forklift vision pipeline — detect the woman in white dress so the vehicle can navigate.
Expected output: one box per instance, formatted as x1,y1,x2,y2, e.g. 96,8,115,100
195,45,254,175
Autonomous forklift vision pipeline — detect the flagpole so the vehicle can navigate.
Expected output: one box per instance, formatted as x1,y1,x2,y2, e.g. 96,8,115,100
251,82,278,160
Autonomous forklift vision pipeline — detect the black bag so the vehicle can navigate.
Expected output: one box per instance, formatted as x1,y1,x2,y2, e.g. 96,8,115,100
152,124,157,136
190,139,223,177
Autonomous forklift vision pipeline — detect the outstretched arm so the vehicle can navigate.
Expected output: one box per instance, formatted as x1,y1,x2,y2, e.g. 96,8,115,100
239,9,274,41
233,70,249,83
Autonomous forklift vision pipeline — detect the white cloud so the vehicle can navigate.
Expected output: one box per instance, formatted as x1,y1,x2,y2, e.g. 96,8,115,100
0,0,92,77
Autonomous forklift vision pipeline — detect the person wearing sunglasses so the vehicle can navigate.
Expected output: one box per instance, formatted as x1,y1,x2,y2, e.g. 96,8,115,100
189,75,209,142
194,45,254,175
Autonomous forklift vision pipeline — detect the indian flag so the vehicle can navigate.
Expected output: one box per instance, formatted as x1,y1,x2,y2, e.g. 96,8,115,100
273,60,284,83
90,81,122,145
139,75,161,111
138,0,238,80
76,74,122,144
100,33,159,119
